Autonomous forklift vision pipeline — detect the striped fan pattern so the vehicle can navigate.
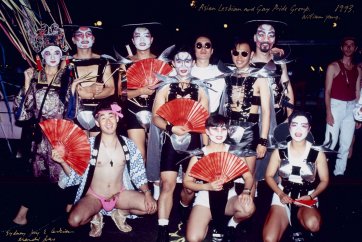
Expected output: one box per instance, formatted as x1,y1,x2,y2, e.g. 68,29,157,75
156,98,209,133
126,58,172,89
39,119,90,175
190,152,249,183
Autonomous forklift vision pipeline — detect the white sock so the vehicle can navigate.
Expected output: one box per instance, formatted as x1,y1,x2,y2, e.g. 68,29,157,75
180,201,188,208
228,217,238,228
153,183,160,200
158,219,169,226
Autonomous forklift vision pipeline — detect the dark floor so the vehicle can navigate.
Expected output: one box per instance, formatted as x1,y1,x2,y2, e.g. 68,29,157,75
1,106,362,242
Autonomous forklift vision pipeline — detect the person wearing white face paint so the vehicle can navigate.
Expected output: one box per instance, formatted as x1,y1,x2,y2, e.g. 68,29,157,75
191,35,225,115
247,22,295,231
323,37,361,176
250,21,294,126
151,50,209,242
62,26,115,136
122,26,157,163
184,115,255,242
13,23,72,226
263,111,329,242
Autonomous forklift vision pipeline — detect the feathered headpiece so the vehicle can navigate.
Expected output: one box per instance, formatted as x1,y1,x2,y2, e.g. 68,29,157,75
29,23,69,53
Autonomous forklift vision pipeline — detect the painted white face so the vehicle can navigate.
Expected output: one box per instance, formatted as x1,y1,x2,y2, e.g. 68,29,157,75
206,125,228,144
255,24,276,53
41,46,62,67
132,27,152,51
173,52,193,78
73,27,94,49
289,116,310,142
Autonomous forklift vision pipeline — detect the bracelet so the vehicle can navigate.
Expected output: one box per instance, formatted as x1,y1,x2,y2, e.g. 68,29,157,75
141,189,151,194
309,195,313,200
258,138,268,147
242,188,251,195
166,124,173,134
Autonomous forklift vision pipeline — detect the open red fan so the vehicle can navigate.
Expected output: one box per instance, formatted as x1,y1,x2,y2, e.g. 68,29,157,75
156,99,209,133
293,199,318,208
189,152,249,183
39,119,90,175
126,58,172,89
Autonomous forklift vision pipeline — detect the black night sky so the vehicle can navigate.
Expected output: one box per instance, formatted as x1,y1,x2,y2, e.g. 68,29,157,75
1,0,362,88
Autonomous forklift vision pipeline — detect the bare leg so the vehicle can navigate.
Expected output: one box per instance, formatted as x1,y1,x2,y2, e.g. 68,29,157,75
186,205,212,242
225,195,255,223
263,205,289,242
13,205,28,225
68,195,102,228
298,207,321,232
158,171,178,220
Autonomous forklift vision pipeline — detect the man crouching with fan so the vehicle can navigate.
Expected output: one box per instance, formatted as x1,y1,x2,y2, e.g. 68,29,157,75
184,115,255,242
56,99,156,237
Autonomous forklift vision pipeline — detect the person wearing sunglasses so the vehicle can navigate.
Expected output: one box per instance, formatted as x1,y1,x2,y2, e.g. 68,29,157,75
191,35,225,115
219,38,271,239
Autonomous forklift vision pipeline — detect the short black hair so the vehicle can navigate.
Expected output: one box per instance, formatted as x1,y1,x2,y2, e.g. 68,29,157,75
231,38,252,51
205,114,228,128
93,98,119,118
287,110,312,126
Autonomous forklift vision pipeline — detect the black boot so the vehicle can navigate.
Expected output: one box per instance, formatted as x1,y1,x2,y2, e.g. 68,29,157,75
179,204,191,224
222,226,236,242
156,225,169,242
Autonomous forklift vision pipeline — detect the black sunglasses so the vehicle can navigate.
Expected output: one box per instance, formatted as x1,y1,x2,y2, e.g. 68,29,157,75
195,42,212,49
232,50,249,57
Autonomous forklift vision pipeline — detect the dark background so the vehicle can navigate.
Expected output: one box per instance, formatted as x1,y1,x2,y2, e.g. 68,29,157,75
1,0,362,101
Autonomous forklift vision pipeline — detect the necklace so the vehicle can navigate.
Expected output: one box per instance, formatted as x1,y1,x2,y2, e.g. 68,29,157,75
102,139,117,167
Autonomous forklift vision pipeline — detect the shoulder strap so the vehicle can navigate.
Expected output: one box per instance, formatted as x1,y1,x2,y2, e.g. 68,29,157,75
306,148,319,164
118,136,138,190
81,135,101,198
278,148,287,160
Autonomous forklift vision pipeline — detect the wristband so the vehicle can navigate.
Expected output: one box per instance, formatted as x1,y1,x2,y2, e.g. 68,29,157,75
258,138,268,147
166,124,173,134
141,189,151,194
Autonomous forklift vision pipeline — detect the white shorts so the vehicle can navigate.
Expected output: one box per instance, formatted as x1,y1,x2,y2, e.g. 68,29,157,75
271,183,317,224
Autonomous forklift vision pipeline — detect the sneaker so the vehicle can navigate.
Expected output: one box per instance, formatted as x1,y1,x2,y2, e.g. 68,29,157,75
212,228,224,242
111,209,132,233
292,231,305,242
156,225,170,242
89,213,104,237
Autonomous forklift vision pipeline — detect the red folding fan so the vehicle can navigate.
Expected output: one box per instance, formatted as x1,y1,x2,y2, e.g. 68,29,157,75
126,58,172,89
39,119,90,175
156,99,209,133
189,152,249,184
293,199,318,208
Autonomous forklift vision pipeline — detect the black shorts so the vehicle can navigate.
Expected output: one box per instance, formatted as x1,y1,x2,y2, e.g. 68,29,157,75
160,133,201,173
126,97,153,130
